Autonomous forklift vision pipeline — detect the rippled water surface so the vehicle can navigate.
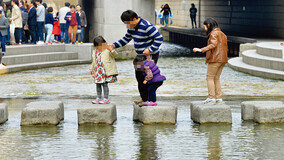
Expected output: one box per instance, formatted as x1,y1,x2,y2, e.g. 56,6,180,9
0,43,284,159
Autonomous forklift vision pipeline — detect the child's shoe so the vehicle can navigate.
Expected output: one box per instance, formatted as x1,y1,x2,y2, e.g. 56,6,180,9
215,99,224,104
99,98,110,104
148,101,157,106
142,101,149,106
203,98,216,104
92,98,101,104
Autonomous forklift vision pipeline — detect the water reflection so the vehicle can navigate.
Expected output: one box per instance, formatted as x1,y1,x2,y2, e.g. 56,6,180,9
78,124,116,159
135,124,176,159
194,124,232,160
21,125,61,136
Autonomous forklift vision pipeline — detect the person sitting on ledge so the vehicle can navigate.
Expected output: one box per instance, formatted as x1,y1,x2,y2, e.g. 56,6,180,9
134,56,166,106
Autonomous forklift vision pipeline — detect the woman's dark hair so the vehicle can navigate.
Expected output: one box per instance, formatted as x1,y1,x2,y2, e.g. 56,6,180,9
35,0,42,3
42,2,47,8
76,4,81,7
191,3,195,8
164,4,169,8
120,10,139,22
93,36,106,47
47,7,53,13
70,5,75,9
31,0,36,6
203,17,219,36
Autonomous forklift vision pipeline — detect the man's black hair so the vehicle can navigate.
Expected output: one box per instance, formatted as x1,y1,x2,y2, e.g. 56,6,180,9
70,5,75,9
11,0,19,5
35,0,42,3
120,10,139,22
31,0,36,6
65,2,70,7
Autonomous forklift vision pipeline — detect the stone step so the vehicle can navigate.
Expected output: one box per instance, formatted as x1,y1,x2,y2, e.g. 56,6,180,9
5,44,65,56
6,59,91,73
256,42,284,59
0,103,8,124
21,101,64,126
228,57,284,80
242,50,284,71
3,52,79,65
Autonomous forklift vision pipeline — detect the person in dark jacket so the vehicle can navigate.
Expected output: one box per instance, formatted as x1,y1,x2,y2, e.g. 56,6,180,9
28,0,36,44
0,10,9,59
65,5,81,44
134,56,166,106
76,4,86,43
44,7,54,44
160,4,171,26
190,3,197,28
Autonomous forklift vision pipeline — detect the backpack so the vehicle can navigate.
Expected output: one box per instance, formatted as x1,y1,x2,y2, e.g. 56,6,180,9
21,11,28,24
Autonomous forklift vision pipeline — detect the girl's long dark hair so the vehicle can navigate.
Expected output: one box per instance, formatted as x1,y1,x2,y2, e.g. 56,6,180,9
203,18,219,36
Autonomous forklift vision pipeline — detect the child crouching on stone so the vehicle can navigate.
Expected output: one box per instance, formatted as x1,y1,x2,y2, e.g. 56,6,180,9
134,56,166,106
90,36,118,104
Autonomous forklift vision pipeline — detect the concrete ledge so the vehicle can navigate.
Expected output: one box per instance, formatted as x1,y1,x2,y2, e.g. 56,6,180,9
254,104,284,123
133,104,177,124
21,101,64,126
256,42,283,59
190,101,232,124
5,44,65,56
228,57,284,80
241,101,283,121
0,103,8,124
77,104,117,125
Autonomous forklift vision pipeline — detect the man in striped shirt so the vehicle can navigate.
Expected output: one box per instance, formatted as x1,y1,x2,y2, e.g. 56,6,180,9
109,10,163,104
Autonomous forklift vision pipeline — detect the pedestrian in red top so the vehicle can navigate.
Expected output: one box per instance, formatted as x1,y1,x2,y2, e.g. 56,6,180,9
65,5,81,44
53,12,61,43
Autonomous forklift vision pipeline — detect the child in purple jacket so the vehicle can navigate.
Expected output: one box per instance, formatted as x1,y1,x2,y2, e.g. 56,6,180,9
133,56,166,106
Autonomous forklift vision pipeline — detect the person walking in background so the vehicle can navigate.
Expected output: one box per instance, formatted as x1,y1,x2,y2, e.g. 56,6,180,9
44,7,54,44
5,2,13,45
9,0,22,45
59,2,70,43
76,4,86,44
190,3,197,28
19,0,28,44
159,5,164,25
65,5,81,44
193,18,228,104
28,0,36,44
35,0,45,44
52,12,60,43
0,10,9,56
160,4,171,27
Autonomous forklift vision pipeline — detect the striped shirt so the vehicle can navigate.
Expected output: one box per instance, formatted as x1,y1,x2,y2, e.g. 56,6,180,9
113,18,163,55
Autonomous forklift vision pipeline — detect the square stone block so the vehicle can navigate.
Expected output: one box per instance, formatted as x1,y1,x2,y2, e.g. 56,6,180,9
190,101,232,124
241,101,283,121
254,104,284,123
77,104,117,125
0,103,8,124
133,104,177,124
21,101,64,126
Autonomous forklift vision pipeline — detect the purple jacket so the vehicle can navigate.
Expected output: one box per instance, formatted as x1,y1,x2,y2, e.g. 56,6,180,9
143,59,166,84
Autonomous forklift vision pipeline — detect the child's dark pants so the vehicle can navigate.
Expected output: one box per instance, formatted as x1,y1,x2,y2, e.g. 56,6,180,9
148,81,163,102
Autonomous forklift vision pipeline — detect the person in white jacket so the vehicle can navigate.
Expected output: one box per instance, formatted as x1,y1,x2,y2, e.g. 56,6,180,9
59,2,70,43
9,0,22,45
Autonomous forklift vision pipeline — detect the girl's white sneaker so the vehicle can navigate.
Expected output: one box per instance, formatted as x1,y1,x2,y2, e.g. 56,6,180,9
215,99,224,104
203,98,216,104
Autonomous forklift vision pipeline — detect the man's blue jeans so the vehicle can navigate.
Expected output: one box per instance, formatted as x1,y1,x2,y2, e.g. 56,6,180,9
0,33,6,52
60,23,69,42
76,27,84,42
37,22,44,41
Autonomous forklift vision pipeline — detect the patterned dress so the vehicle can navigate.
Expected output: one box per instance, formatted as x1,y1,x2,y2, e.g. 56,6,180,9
94,50,117,84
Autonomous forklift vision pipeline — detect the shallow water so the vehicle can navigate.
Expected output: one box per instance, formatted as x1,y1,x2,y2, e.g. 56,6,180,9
1,97,284,160
1,42,284,159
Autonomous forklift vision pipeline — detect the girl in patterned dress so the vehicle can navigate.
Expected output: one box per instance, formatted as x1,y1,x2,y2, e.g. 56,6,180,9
90,36,118,104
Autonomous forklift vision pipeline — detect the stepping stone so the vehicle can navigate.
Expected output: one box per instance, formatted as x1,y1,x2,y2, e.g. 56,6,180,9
0,103,8,124
190,101,232,124
77,104,117,125
241,101,283,121
21,101,64,126
254,104,284,123
133,104,177,124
